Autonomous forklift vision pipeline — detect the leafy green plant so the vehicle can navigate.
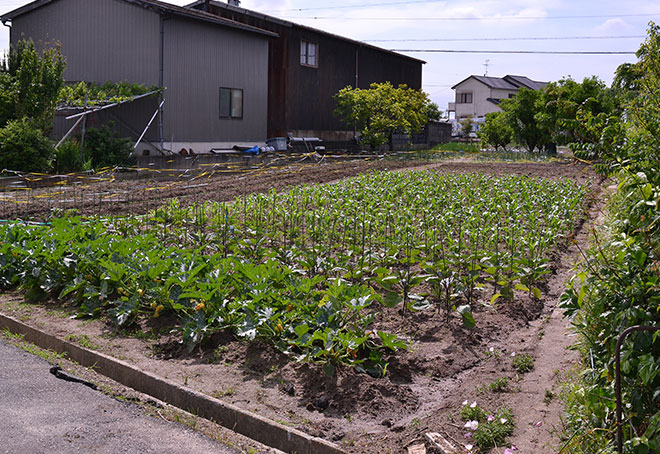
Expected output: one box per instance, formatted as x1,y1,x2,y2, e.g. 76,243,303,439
82,122,134,168
559,22,660,453
0,117,54,172
54,140,84,173
471,407,515,449
3,38,65,132
512,353,534,374
489,377,509,393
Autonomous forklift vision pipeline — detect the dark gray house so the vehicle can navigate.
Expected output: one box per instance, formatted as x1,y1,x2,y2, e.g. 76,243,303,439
189,0,425,141
1,0,277,153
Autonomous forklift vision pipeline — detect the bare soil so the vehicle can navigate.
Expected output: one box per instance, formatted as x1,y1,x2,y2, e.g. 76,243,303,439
0,158,602,453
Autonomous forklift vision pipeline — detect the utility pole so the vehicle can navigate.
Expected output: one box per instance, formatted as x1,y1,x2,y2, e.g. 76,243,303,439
483,59,490,76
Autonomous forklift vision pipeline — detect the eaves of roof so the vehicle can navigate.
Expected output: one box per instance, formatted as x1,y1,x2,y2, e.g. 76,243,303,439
186,0,426,65
1,0,278,38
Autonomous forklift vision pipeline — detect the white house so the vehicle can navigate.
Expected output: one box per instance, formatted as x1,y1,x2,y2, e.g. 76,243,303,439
448,75,547,121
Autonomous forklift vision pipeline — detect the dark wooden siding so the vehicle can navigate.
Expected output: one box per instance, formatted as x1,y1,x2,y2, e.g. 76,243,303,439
201,3,424,137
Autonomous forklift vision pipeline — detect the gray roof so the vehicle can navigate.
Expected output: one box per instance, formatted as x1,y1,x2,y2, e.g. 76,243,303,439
186,0,426,64
1,0,278,37
503,75,548,90
452,74,547,91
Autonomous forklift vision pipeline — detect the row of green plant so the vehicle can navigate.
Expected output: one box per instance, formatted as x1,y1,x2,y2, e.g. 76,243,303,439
0,216,404,378
59,81,162,108
0,170,586,377
144,171,586,325
559,23,660,454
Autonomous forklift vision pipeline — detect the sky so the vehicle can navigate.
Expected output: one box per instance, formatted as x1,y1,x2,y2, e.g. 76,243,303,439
1,0,658,112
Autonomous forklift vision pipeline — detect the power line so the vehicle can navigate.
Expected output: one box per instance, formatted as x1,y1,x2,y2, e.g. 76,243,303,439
290,13,660,21
391,49,636,54
367,35,645,42
262,0,444,13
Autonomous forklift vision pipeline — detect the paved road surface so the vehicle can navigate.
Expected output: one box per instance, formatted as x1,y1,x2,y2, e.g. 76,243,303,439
0,339,236,454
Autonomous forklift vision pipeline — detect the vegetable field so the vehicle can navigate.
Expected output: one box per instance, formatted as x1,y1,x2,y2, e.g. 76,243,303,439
0,169,587,378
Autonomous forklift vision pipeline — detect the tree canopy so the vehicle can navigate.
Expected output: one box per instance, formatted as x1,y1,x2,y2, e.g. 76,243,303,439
334,82,432,150
1,39,65,132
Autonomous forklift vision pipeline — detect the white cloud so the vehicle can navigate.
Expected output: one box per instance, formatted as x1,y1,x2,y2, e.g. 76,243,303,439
594,18,636,35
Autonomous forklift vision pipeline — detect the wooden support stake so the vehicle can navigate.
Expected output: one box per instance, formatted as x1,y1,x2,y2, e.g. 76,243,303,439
425,432,457,454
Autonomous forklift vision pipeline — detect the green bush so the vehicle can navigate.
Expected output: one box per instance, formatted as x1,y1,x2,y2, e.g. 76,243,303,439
54,140,84,173
83,122,134,169
560,22,660,453
0,118,54,172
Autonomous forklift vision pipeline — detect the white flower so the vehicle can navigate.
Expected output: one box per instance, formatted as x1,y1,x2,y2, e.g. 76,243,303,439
465,444,473,451
462,400,469,406
470,401,477,408
500,418,508,424
464,420,479,430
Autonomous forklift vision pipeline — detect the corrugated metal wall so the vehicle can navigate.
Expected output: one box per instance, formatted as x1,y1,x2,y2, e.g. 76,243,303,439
11,0,161,86
162,16,268,142
10,0,270,145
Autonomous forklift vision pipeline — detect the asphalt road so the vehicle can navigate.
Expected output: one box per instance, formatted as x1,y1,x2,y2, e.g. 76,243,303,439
0,339,236,454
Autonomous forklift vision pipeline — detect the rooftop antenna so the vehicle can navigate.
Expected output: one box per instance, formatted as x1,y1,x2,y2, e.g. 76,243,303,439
483,59,490,76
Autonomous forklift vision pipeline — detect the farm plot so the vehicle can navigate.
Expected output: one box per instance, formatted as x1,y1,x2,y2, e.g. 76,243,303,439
0,166,592,452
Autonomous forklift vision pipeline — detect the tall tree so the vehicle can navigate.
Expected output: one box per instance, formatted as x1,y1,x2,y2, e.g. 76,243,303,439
478,111,513,151
1,39,65,132
499,88,550,152
537,76,615,146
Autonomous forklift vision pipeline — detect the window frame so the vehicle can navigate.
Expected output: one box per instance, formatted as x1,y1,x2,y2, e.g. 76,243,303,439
219,87,244,119
300,40,318,68
457,92,473,104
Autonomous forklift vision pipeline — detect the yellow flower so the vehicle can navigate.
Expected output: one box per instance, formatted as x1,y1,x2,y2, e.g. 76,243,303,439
194,302,205,312
154,304,164,317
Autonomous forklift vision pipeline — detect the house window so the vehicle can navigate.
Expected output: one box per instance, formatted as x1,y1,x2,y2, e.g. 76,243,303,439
300,40,318,67
457,92,473,104
219,87,243,119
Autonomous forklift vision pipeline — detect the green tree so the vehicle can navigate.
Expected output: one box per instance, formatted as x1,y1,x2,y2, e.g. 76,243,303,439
3,39,65,132
459,115,474,138
0,118,55,172
612,62,645,103
537,76,616,146
478,111,513,151
334,82,432,150
499,88,550,152
425,101,443,121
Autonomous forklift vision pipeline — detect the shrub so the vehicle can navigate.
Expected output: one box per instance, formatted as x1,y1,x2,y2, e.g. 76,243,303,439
54,140,83,173
82,122,134,169
0,118,54,172
512,353,534,373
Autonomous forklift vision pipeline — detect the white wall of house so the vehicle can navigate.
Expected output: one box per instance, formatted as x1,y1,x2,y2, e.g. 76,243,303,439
452,79,517,120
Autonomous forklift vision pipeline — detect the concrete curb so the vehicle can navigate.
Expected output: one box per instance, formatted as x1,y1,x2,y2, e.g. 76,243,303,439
0,312,346,454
